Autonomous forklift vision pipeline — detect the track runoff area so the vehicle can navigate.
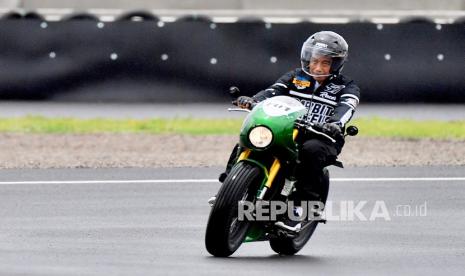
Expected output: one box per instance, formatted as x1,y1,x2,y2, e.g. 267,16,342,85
1,168,462,223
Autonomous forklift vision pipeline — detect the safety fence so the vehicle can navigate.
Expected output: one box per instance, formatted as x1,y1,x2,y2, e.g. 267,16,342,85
0,15,464,102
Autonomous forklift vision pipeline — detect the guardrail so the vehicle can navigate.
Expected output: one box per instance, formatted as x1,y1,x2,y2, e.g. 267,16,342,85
0,15,463,102
2,9,465,23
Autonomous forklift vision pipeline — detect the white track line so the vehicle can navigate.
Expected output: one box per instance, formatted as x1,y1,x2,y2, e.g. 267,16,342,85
0,177,464,185
0,179,214,185
332,177,465,182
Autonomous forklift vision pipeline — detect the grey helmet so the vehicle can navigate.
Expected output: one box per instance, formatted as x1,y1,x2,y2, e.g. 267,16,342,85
300,31,349,77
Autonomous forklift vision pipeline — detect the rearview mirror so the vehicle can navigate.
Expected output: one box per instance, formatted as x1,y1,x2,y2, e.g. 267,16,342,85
346,125,358,136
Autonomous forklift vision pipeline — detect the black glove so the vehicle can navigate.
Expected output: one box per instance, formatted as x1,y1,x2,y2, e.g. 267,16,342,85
320,122,343,139
235,96,256,109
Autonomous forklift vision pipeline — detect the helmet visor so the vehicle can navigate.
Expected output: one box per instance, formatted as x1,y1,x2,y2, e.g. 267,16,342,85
301,44,344,61
301,45,345,76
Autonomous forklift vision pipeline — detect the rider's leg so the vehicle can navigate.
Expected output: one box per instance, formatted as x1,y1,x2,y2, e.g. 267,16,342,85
218,143,241,183
294,138,338,203
209,144,241,206
275,139,337,230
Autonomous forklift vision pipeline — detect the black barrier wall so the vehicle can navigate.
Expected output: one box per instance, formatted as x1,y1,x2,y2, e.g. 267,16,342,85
0,19,464,102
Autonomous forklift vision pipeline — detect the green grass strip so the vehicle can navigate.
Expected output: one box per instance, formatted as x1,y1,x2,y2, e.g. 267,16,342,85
0,116,240,135
0,116,463,139
353,117,465,139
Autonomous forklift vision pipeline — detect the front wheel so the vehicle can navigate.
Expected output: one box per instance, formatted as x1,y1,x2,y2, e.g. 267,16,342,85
205,162,261,257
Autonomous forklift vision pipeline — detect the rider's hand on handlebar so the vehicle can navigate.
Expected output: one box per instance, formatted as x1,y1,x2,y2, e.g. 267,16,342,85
234,96,256,110
319,122,343,140
295,119,343,142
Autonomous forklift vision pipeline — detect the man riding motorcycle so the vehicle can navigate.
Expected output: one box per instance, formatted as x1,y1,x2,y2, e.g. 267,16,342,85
223,31,360,231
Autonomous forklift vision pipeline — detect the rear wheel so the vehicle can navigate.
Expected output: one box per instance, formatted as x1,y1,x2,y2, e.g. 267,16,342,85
205,162,262,257
269,221,319,255
269,168,330,255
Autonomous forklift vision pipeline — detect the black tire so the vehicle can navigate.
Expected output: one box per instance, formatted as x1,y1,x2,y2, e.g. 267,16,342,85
269,221,319,255
269,168,330,255
205,162,262,257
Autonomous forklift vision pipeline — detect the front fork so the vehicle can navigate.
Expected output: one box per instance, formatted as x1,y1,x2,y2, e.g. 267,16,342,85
257,159,281,199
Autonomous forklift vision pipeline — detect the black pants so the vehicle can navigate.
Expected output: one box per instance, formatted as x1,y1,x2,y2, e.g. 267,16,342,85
292,138,340,202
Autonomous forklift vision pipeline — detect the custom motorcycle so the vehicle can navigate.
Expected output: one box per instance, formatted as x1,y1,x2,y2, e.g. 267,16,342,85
205,90,358,257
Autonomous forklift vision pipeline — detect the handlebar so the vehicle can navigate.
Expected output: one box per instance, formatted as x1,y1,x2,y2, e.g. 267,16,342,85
305,125,337,143
294,121,336,143
231,98,256,111
294,119,358,143
228,107,251,113
229,86,257,110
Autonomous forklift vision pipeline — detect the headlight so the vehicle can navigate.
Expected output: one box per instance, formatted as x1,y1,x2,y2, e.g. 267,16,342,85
248,126,273,148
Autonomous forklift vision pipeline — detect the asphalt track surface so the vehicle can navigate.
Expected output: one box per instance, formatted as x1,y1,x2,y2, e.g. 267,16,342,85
0,166,464,275
1,101,465,120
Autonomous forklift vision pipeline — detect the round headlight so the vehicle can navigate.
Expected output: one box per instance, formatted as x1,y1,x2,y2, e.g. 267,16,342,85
248,126,273,148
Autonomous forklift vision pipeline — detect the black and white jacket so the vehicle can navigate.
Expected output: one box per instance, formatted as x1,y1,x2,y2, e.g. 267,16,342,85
253,68,360,127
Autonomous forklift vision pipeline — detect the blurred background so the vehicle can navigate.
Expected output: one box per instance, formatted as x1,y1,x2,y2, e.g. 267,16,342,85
0,0,464,103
